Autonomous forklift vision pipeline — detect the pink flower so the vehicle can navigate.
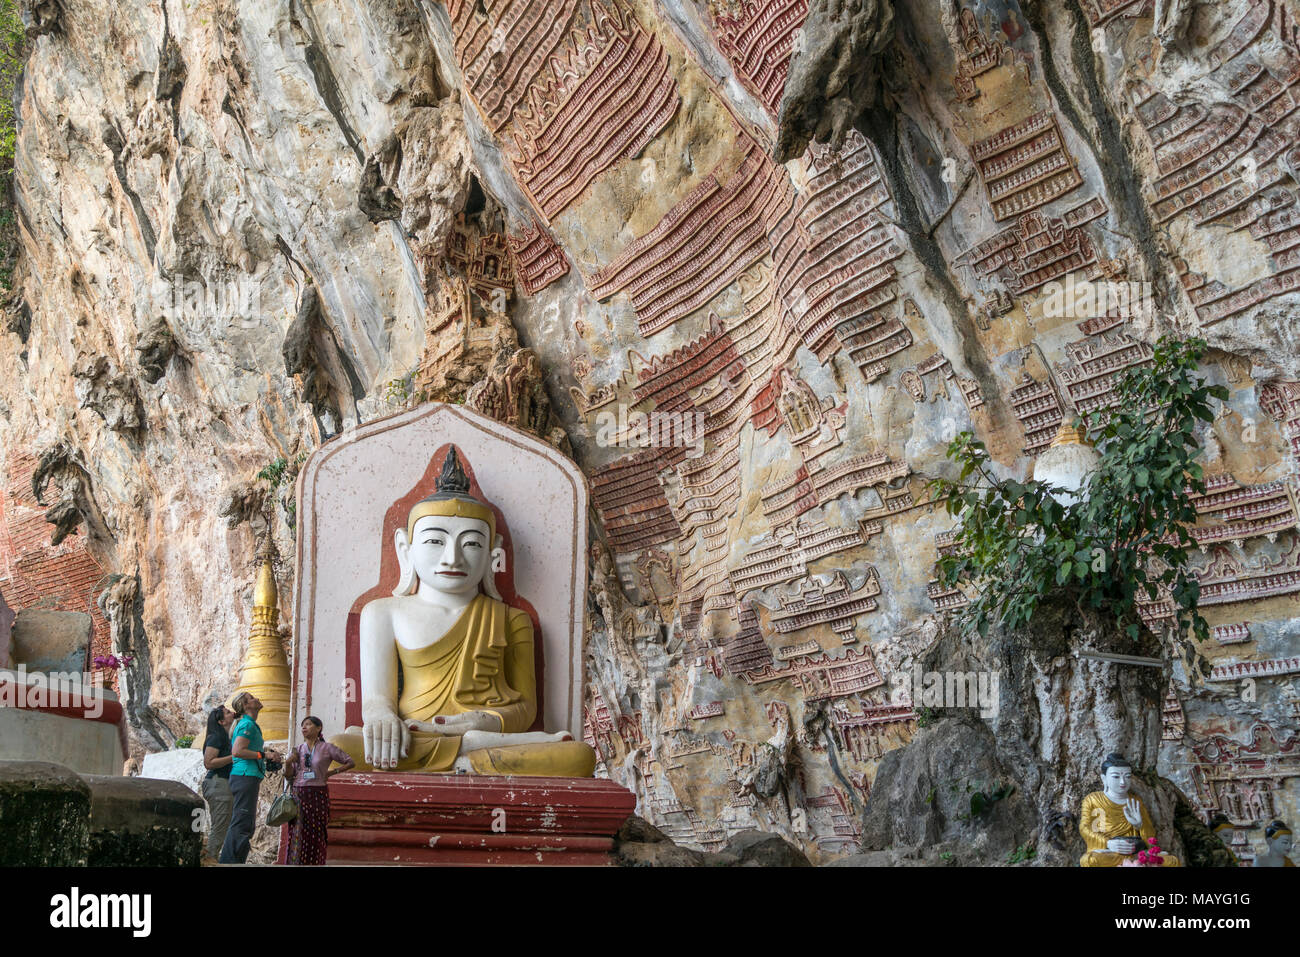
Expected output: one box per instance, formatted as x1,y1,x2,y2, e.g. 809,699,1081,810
92,654,134,671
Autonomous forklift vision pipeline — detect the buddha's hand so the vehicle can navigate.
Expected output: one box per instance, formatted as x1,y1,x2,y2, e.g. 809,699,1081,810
407,711,498,736
1123,798,1144,829
1107,837,1138,854
362,711,410,769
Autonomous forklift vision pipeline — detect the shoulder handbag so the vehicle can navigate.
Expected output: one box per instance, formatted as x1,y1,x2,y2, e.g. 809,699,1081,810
267,780,299,826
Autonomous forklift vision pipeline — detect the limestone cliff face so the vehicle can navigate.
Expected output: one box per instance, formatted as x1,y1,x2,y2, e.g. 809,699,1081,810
3,0,1299,862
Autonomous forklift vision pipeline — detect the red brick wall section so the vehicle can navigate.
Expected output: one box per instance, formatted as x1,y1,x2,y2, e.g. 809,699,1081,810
0,451,114,687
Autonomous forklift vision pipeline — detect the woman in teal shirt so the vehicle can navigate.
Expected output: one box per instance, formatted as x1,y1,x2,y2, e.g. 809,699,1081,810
218,692,282,864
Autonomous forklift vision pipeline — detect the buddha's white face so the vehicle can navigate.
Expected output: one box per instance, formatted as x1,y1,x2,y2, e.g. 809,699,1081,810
407,514,492,597
1269,832,1293,855
1103,765,1132,798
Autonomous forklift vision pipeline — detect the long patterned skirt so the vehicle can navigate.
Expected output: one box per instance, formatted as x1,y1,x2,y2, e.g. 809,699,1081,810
286,785,331,866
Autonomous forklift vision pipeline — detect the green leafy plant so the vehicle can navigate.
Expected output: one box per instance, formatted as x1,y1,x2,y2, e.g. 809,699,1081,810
928,336,1227,680
915,706,936,729
385,374,433,408
0,1,27,292
257,451,309,530
256,457,291,489
1006,842,1036,865
174,734,194,749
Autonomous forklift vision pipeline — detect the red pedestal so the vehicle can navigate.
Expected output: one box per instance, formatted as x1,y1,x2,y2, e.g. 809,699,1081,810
321,772,636,865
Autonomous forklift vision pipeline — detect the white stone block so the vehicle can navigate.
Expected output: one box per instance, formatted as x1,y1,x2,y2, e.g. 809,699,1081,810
140,748,207,796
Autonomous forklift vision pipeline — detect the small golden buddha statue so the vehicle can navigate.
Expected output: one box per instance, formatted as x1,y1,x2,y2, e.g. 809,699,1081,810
331,447,596,777
1079,753,1181,867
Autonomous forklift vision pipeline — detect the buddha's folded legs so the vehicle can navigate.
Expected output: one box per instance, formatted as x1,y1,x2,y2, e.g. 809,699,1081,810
1080,851,1126,867
1080,850,1182,867
329,729,597,776
461,740,597,777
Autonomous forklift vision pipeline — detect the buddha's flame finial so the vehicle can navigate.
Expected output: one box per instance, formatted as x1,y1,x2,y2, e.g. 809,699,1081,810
435,446,472,498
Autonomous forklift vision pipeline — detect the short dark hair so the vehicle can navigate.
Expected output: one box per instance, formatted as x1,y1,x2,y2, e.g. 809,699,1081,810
1265,820,1292,840
1101,752,1133,774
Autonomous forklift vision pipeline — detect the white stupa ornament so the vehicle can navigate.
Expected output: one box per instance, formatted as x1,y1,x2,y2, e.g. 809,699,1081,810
1032,420,1101,507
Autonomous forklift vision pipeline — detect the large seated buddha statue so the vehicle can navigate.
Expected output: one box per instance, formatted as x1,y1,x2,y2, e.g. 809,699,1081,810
330,448,597,777
1078,753,1181,867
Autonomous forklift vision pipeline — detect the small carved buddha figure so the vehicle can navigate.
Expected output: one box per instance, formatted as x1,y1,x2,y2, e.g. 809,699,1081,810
1079,753,1181,867
330,448,597,777
1254,820,1295,867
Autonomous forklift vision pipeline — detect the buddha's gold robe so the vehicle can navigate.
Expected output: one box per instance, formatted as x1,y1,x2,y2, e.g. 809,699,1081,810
332,593,595,776
1079,791,1181,867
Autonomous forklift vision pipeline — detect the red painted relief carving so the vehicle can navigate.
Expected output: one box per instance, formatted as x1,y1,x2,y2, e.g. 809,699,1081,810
443,217,516,301
1205,0,1270,71
508,219,570,295
1127,8,1300,326
1187,721,1299,825
928,530,969,611
909,351,984,412
1079,0,1152,27
591,449,683,552
1162,682,1186,741
1139,539,1300,624
762,568,882,643
1055,330,1153,416
1189,474,1298,547
744,645,884,701
1260,380,1300,470
588,136,789,336
806,786,863,848
949,5,1004,102
771,131,904,364
730,518,871,598
969,110,1083,221
720,604,774,677
446,0,584,134
708,0,810,118
1009,374,1063,456
1214,622,1252,645
1209,656,1300,682
1061,196,1107,229
507,0,678,220
632,313,744,411
959,210,1098,295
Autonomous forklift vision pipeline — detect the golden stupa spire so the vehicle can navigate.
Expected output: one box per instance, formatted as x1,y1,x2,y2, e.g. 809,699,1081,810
234,531,292,740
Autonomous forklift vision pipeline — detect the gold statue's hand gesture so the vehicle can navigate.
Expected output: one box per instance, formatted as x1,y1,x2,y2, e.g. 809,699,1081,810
1123,798,1144,829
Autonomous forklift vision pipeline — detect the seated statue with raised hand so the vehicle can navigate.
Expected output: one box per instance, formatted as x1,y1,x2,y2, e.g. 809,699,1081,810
330,448,596,777
1079,752,1181,867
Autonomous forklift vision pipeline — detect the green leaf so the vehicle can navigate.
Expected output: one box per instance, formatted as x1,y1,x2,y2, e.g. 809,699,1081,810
1056,561,1071,585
